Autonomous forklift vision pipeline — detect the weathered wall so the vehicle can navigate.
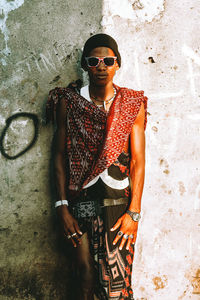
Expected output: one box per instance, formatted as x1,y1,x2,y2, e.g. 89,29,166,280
101,0,200,299
0,0,200,299
0,0,103,299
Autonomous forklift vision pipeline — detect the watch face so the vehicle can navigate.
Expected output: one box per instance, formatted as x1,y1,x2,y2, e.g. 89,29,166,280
133,213,141,221
126,210,141,221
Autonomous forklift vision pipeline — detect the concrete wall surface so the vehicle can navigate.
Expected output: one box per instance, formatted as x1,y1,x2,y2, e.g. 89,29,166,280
0,0,200,299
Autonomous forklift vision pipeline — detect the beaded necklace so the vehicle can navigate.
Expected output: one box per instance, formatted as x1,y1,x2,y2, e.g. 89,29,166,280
90,87,117,111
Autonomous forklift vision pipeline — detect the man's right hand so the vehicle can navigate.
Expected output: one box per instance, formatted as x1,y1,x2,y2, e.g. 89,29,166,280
56,205,82,247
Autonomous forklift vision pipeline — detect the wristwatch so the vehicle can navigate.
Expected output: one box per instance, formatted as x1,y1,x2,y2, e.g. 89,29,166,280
126,210,141,222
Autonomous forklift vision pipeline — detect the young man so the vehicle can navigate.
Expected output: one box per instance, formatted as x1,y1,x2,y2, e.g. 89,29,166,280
47,34,147,300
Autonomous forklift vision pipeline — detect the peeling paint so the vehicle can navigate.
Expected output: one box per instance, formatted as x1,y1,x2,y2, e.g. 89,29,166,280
178,181,186,196
190,269,200,295
0,0,25,65
153,275,168,290
152,126,158,132
101,0,165,27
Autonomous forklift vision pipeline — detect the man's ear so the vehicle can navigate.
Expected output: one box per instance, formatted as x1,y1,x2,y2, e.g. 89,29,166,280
115,61,120,70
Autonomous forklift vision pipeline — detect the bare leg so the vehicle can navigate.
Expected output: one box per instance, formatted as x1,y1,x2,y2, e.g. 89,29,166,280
73,232,95,300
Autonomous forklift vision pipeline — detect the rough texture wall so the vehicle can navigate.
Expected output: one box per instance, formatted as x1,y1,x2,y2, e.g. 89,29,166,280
0,0,200,299
0,0,102,299
101,0,200,299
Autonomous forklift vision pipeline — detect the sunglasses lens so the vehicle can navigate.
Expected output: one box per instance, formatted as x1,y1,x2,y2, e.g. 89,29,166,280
104,57,115,66
87,57,99,67
86,57,116,67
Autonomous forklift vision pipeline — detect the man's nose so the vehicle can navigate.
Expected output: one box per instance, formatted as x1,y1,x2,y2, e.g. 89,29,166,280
97,60,106,70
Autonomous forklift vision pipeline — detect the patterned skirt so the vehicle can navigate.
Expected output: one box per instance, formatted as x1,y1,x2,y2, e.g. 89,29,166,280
69,174,135,300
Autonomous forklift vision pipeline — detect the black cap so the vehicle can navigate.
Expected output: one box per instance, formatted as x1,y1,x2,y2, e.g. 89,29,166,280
81,33,121,69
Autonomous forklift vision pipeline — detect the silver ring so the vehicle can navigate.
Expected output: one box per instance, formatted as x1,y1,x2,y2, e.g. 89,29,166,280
129,234,134,239
117,231,123,236
67,235,71,239
71,232,77,237
124,234,129,239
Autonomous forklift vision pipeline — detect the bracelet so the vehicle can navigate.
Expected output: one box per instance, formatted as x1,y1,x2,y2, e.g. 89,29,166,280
55,200,69,208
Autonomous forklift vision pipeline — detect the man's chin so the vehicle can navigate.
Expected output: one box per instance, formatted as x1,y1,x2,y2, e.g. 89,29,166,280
89,75,113,87
93,78,110,87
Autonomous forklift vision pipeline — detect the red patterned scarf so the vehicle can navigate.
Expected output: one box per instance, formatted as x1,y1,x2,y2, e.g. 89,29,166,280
46,84,147,195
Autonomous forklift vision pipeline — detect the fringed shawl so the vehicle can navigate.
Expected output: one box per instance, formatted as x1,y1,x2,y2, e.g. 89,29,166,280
46,84,148,193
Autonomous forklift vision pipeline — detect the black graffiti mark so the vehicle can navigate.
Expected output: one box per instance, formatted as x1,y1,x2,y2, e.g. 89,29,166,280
0,112,39,160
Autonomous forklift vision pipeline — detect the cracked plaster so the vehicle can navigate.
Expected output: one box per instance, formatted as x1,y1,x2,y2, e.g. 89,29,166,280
101,0,165,27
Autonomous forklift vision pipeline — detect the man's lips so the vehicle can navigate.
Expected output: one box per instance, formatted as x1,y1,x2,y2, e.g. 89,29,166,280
96,74,108,79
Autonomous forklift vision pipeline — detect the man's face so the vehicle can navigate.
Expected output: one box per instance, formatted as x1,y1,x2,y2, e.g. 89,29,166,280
86,47,119,87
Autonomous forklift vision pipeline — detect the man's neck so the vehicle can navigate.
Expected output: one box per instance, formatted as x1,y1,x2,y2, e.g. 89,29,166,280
89,82,114,102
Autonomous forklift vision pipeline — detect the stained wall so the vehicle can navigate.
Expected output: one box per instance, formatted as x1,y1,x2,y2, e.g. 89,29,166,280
0,0,102,299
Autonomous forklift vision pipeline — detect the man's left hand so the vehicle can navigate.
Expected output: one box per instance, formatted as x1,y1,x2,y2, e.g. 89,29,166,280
111,213,138,250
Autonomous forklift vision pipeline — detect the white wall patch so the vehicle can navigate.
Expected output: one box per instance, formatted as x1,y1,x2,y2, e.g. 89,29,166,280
0,0,25,65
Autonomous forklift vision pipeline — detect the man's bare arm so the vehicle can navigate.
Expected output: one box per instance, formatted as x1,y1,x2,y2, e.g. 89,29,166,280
111,102,145,250
55,98,82,246
129,102,145,213
54,97,68,200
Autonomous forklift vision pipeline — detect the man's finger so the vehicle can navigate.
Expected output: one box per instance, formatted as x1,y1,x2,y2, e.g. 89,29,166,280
126,237,132,250
68,224,81,246
63,225,79,247
63,231,76,246
110,218,122,232
71,237,77,248
119,236,127,250
71,232,81,245
73,223,82,244
74,222,83,236
67,229,78,247
113,230,123,245
132,233,137,244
